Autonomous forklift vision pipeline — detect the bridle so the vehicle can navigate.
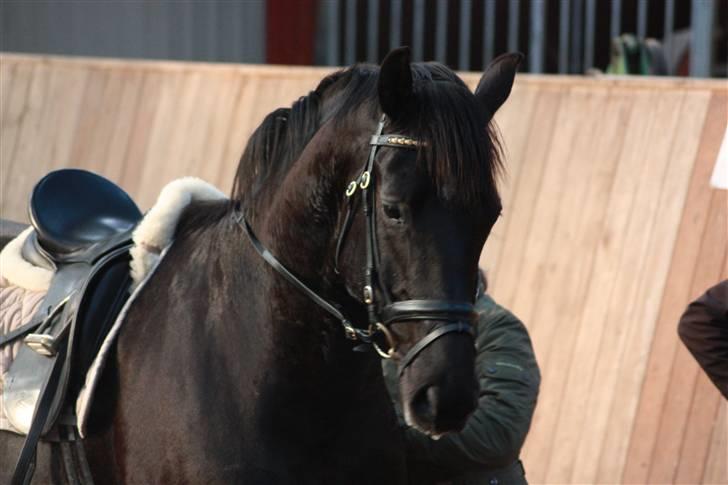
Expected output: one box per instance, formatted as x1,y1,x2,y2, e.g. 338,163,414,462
234,115,476,376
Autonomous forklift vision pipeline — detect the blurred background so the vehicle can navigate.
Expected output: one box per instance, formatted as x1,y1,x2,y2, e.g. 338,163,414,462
1,0,725,77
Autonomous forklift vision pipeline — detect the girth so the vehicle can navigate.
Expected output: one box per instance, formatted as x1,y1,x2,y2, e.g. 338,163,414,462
236,115,475,375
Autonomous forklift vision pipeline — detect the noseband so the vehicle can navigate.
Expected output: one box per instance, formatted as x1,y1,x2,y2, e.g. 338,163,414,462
234,115,475,376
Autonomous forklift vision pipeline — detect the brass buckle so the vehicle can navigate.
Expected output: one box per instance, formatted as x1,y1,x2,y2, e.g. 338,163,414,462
345,181,357,197
24,333,58,357
372,323,397,359
342,321,358,340
359,171,371,189
363,285,374,304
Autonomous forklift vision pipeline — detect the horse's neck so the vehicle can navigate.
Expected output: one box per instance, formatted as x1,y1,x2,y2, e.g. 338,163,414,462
186,209,386,423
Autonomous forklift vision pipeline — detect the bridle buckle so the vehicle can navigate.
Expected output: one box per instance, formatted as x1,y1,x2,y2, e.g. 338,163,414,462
371,322,397,359
342,320,358,340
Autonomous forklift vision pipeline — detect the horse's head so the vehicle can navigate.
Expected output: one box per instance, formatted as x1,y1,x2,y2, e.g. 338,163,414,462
234,47,520,437
330,48,521,436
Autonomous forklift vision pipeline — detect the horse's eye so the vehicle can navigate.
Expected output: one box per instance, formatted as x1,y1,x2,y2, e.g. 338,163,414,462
383,203,402,221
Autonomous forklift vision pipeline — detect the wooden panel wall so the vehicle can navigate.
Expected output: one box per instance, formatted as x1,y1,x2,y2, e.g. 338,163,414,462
1,54,726,484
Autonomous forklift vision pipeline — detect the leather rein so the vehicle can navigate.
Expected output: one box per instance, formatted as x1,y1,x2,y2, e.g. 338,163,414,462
234,116,476,376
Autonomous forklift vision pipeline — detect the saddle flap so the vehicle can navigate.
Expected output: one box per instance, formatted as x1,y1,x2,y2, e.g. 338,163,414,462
3,245,133,436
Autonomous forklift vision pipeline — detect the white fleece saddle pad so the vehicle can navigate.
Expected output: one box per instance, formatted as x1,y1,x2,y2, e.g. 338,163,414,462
0,177,227,436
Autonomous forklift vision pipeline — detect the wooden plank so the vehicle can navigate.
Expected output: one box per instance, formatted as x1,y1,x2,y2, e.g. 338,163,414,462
676,377,724,483
172,71,222,178
3,62,52,221
0,60,17,129
507,87,583,328
220,75,257,193
117,70,164,202
488,86,564,308
195,72,244,191
674,192,727,484
569,87,678,483
512,86,609,483
540,87,633,482
67,67,113,172
702,399,728,484
154,71,205,190
648,188,728,483
219,74,321,196
622,92,728,484
478,84,539,286
597,89,712,483
516,87,603,481
103,68,145,185
134,69,187,209
0,59,24,218
4,53,725,91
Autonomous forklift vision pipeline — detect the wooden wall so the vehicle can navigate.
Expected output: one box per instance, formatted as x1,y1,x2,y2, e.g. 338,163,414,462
1,54,726,484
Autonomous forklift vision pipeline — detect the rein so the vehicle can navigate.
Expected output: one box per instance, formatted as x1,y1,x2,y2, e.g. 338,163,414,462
234,116,475,376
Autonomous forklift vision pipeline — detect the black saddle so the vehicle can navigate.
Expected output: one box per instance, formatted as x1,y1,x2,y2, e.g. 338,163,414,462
2,169,143,485
30,169,141,262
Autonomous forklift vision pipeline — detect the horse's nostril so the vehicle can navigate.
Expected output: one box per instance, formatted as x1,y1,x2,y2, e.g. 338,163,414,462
411,385,438,421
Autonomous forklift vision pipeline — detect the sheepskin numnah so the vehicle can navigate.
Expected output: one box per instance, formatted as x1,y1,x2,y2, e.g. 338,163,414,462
0,176,227,435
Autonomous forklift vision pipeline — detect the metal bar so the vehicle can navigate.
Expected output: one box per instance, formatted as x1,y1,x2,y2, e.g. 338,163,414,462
508,0,520,53
690,0,715,77
325,0,340,65
584,0,596,70
390,0,402,49
610,0,621,40
245,1,266,63
663,0,675,73
458,0,472,70
345,0,356,64
637,0,648,39
367,0,379,62
570,0,582,74
529,0,545,73
483,0,496,66
435,0,447,63
558,0,570,73
412,0,425,61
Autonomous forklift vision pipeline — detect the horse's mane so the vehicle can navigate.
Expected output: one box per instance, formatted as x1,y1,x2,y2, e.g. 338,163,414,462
231,62,503,211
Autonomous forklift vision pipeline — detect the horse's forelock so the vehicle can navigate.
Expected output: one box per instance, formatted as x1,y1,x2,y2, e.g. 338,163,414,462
404,63,503,211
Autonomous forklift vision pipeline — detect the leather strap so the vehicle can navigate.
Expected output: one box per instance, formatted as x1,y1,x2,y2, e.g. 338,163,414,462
398,322,474,376
234,211,370,343
11,345,66,485
381,300,476,325
0,319,42,347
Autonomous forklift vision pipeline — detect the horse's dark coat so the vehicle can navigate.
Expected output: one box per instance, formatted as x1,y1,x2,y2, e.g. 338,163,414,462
0,49,521,484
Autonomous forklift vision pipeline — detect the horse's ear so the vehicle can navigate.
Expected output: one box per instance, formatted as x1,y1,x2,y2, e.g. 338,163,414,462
474,52,524,120
378,47,413,119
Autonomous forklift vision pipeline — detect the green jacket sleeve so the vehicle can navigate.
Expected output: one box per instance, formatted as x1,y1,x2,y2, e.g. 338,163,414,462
383,294,541,480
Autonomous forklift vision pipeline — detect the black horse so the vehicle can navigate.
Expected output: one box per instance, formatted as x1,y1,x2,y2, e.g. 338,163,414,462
1,47,520,484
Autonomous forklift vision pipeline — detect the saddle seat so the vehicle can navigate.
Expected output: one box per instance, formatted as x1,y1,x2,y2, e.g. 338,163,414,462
30,169,142,262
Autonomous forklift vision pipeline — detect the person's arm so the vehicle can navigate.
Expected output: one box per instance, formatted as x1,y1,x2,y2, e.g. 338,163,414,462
677,279,728,399
392,295,540,482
